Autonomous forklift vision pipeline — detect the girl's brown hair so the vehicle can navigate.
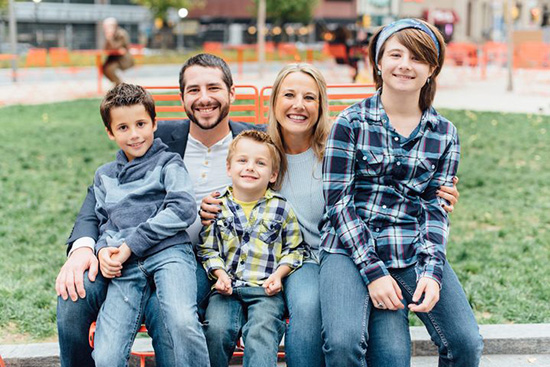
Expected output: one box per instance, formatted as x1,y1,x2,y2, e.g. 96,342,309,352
368,19,446,111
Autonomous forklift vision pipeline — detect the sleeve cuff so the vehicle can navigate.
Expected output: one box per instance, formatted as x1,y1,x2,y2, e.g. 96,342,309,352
68,237,96,258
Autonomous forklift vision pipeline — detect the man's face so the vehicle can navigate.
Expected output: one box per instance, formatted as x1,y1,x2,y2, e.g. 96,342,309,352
103,22,117,39
180,66,235,131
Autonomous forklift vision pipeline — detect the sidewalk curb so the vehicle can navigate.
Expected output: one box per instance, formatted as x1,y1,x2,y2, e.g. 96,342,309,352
1,324,549,366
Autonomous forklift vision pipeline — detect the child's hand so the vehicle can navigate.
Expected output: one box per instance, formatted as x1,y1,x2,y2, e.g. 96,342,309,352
408,277,440,313
367,275,405,311
98,247,122,279
213,270,232,296
263,273,283,296
110,243,132,266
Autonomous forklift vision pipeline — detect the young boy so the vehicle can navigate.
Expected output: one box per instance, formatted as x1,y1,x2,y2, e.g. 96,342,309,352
91,83,209,367
197,130,304,367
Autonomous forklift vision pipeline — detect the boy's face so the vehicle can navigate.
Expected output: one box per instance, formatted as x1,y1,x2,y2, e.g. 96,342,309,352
227,138,278,199
107,104,157,162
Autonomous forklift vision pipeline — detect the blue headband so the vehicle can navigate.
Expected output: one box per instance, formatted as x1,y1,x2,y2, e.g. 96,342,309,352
374,18,441,66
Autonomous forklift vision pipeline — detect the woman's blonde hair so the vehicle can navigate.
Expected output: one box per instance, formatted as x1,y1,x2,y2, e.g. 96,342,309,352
368,19,446,111
266,63,331,183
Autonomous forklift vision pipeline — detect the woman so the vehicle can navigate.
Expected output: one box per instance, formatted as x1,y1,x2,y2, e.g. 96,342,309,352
200,62,460,367
319,19,483,367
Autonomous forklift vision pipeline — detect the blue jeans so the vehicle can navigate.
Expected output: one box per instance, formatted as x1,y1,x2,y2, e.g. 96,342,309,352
319,252,483,367
92,245,209,367
283,262,325,367
57,249,212,367
203,287,286,367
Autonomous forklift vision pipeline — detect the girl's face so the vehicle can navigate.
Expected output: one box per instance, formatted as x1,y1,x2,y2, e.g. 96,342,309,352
274,71,320,141
377,36,434,95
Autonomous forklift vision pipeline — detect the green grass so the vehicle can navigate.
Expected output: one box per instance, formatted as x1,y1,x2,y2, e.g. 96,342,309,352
0,101,548,342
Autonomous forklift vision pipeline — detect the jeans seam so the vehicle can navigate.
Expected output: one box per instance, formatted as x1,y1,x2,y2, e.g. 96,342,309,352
392,272,453,361
360,292,370,367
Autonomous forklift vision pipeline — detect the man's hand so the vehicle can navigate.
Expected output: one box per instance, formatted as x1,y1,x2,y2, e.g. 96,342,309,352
55,247,98,301
367,275,405,311
200,191,222,226
437,177,460,213
263,273,283,296
213,269,232,296
98,247,122,279
408,277,440,313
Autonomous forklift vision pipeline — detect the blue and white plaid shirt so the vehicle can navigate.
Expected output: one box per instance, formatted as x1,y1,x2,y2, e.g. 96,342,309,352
320,91,460,286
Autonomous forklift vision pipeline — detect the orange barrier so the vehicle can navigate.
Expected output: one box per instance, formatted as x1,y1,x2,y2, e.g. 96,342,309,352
277,42,300,61
143,85,260,124
259,83,376,124
24,48,47,67
446,42,479,67
0,354,5,367
49,47,71,66
513,41,550,69
89,322,153,367
203,42,223,55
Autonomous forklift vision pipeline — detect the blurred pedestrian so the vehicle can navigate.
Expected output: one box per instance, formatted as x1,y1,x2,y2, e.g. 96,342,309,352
102,17,134,86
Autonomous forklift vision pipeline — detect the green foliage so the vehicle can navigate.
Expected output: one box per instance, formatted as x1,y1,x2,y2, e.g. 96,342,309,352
0,103,548,341
131,0,203,20
254,0,319,24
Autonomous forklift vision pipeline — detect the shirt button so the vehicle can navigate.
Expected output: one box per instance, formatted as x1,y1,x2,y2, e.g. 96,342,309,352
375,228,380,233
394,137,399,141
396,161,401,166
431,164,436,170
201,173,206,178
207,148,211,153
205,161,209,165
382,205,387,209
362,156,367,161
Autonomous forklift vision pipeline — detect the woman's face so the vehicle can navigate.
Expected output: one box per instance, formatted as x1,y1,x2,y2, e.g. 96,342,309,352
377,36,433,95
274,71,320,141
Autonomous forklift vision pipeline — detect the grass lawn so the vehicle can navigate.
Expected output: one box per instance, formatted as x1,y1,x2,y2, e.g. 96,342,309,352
0,100,549,343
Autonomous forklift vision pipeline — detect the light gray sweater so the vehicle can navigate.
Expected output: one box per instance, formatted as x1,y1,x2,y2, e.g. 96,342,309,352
279,148,324,263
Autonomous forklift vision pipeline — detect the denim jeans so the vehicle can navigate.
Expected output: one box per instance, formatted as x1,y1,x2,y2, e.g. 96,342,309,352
57,248,211,367
319,251,483,367
203,287,286,367
283,262,325,367
92,245,209,367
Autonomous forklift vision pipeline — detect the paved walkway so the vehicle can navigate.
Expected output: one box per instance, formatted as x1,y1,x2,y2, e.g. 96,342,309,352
1,61,550,115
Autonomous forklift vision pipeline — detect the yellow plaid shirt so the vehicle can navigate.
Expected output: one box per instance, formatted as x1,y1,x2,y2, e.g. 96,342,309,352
198,187,304,287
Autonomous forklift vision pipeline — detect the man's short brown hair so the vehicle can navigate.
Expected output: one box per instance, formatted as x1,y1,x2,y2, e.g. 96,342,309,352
227,130,283,190
100,83,156,131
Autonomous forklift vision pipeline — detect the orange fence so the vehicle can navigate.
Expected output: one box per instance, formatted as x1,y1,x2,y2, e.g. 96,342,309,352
143,84,375,125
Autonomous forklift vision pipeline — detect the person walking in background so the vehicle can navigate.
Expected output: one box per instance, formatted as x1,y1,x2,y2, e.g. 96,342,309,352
102,17,134,86
319,18,483,367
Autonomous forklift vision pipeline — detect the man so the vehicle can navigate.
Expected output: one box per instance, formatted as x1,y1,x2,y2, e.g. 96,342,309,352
55,53,262,367
102,17,134,85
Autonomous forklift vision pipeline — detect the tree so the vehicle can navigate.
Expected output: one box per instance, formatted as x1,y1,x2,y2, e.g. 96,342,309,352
254,0,319,24
131,0,204,21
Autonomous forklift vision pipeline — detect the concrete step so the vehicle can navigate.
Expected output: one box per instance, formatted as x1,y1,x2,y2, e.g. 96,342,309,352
1,323,549,367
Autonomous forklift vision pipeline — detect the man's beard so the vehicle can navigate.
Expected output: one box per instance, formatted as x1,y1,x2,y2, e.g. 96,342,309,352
185,102,231,131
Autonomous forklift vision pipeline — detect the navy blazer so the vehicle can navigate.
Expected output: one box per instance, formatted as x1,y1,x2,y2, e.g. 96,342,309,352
66,119,265,251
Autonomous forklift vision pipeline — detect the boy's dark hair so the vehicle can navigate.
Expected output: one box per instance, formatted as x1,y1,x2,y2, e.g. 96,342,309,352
100,83,156,131
179,53,233,95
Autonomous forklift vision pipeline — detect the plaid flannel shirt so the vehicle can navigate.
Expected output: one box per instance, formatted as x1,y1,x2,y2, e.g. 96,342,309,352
320,91,460,286
198,187,304,288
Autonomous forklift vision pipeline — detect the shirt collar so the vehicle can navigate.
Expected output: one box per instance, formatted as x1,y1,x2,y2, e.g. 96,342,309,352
366,90,440,131
219,186,282,202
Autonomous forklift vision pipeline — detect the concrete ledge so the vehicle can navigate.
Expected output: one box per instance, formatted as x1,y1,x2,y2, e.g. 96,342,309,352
1,323,549,366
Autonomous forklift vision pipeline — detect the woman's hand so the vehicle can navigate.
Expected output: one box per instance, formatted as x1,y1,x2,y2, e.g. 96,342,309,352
367,275,405,311
200,191,223,226
437,176,459,213
408,277,440,313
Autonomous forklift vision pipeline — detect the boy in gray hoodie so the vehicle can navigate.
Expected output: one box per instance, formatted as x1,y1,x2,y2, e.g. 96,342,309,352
91,83,209,367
